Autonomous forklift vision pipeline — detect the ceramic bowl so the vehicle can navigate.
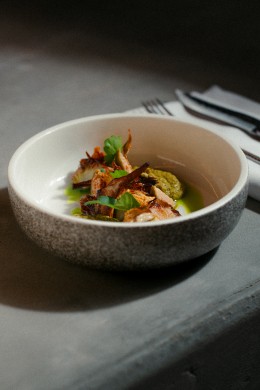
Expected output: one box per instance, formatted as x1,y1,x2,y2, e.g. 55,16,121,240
8,114,248,270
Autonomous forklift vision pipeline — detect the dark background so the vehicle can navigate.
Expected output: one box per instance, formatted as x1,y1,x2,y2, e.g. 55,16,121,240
2,2,260,59
2,0,260,98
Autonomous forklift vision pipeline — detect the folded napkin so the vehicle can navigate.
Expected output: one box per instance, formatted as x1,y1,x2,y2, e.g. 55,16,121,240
127,86,260,201
173,86,260,201
193,85,260,119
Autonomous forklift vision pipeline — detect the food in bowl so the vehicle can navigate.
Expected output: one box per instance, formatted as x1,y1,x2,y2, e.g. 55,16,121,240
69,130,189,222
8,114,248,270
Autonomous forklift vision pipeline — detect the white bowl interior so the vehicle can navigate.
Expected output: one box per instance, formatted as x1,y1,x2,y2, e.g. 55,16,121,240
9,115,245,219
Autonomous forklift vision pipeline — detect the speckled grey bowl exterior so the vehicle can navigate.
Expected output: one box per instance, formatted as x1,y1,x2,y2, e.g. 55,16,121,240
8,114,249,270
9,184,248,270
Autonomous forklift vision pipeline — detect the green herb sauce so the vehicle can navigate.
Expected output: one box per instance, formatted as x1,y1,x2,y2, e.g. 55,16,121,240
176,183,204,214
65,181,204,219
64,185,90,203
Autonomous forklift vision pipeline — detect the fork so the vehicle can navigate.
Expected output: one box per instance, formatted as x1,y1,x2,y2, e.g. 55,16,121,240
142,98,260,164
142,98,173,116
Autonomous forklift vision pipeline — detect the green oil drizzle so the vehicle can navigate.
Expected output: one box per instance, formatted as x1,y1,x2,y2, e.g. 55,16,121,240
64,185,90,203
71,207,82,215
176,183,204,214
65,182,204,219
65,185,90,216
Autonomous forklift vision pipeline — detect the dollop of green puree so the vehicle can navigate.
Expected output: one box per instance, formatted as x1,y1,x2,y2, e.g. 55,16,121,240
143,168,203,214
144,168,184,200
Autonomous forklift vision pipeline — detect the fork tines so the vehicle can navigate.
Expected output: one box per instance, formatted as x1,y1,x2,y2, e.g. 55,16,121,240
142,98,173,116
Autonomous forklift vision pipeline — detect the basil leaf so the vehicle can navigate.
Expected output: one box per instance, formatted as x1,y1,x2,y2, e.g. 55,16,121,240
104,135,122,163
85,195,115,207
84,192,140,211
114,192,140,210
110,170,128,179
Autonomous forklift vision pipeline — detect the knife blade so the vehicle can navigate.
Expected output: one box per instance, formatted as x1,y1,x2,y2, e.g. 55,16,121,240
175,89,260,141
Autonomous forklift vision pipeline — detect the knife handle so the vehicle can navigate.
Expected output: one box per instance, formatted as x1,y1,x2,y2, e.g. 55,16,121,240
175,89,260,141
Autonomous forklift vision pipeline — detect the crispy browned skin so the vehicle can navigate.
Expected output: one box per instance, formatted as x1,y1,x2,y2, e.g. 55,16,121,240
101,163,149,198
72,146,106,189
80,194,97,216
123,129,132,155
115,130,133,172
90,170,112,197
72,180,92,189
80,194,114,218
72,160,103,188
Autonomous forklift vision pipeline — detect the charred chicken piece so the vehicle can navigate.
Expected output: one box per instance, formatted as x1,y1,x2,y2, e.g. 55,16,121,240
90,170,113,197
71,130,184,223
123,198,180,222
72,148,111,189
101,163,149,198
115,130,133,172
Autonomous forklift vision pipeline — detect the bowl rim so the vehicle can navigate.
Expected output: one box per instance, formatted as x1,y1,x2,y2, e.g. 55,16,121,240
8,113,249,228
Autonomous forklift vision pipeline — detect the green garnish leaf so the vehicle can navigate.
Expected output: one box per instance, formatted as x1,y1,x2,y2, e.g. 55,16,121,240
110,169,128,179
85,195,116,208
84,192,140,211
114,192,140,210
104,135,123,163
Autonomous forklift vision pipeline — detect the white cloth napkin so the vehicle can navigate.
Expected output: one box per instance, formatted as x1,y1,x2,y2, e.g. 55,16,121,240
127,89,260,201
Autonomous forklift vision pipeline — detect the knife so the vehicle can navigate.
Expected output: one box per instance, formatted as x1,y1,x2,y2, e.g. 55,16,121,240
175,89,260,141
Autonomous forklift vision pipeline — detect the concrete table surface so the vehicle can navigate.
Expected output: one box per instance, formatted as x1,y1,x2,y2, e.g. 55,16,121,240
1,4,260,390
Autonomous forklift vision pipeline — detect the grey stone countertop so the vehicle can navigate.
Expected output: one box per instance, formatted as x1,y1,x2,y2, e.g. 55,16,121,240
0,5,260,390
